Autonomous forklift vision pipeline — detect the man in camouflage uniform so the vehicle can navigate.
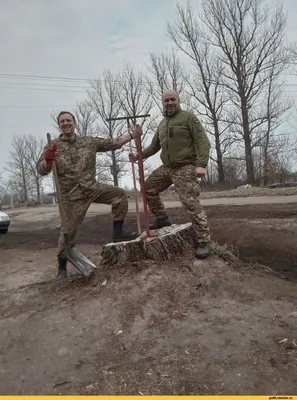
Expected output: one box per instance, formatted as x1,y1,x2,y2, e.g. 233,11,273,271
130,90,211,259
37,111,141,279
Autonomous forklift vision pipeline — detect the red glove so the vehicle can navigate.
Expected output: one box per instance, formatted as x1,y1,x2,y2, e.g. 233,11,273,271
44,144,57,167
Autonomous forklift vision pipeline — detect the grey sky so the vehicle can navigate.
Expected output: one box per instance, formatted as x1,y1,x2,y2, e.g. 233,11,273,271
0,0,297,189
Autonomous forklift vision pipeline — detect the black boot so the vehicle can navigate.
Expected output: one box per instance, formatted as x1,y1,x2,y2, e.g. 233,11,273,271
112,220,139,243
195,243,210,260
149,217,172,230
56,258,68,279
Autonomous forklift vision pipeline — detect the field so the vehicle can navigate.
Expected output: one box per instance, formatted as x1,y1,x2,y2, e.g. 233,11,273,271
0,196,297,395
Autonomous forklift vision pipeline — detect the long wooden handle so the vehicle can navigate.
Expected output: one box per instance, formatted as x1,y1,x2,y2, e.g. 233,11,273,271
127,122,141,235
46,133,68,234
129,141,141,235
136,130,151,238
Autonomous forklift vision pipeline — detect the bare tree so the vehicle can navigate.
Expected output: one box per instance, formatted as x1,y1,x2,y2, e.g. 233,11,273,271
118,63,157,187
251,66,292,185
223,157,246,184
74,100,97,136
87,70,129,186
0,172,7,206
167,3,238,183
146,50,186,112
5,135,31,203
289,44,297,74
200,0,292,184
24,134,46,202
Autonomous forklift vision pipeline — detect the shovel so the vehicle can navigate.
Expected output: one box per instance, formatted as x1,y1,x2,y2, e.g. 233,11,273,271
134,127,156,242
46,133,96,278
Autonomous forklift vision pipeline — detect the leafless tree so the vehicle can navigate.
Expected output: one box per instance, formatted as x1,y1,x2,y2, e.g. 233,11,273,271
87,70,129,186
289,44,297,74
118,63,157,187
146,50,186,112
251,67,292,185
5,135,31,202
24,134,46,202
74,100,97,136
223,157,246,184
167,3,237,183
0,172,7,205
200,0,292,184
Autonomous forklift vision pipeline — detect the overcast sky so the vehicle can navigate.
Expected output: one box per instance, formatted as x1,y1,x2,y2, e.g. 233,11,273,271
1,0,297,190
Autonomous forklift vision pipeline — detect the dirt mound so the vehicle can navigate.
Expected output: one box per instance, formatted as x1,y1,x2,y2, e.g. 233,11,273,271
1,250,296,395
1,203,297,395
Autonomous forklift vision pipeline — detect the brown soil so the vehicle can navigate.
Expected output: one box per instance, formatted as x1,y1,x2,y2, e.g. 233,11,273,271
0,203,297,395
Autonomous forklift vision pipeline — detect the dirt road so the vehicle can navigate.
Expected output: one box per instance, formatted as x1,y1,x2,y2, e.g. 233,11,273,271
0,202,297,395
5,194,297,220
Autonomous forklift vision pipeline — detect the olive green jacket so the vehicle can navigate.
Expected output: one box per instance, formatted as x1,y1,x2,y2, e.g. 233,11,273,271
141,108,210,168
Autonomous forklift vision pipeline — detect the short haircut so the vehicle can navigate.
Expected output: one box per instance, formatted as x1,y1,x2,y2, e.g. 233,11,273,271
57,111,76,125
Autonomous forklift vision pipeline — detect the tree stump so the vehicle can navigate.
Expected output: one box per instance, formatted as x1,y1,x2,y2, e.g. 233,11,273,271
101,223,196,266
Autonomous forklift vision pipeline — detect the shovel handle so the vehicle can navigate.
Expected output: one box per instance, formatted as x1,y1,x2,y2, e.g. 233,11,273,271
136,130,151,238
46,133,68,235
129,139,141,235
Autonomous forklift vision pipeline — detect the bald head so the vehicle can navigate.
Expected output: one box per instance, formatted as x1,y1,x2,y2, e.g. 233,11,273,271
162,89,179,100
162,89,180,115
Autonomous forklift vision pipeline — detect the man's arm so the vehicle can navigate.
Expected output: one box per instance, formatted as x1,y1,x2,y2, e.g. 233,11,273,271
94,126,142,152
188,114,210,168
133,129,161,161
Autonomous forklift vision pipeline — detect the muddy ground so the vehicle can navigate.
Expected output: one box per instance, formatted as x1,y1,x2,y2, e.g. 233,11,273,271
0,203,297,395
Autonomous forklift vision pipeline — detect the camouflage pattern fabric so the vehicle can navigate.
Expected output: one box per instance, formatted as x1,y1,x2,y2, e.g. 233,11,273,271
57,183,128,258
145,164,210,245
36,134,128,257
37,134,120,201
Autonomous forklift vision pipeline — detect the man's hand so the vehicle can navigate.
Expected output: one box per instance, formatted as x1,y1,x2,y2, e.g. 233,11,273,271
195,167,206,178
44,144,58,167
129,153,138,162
131,124,143,139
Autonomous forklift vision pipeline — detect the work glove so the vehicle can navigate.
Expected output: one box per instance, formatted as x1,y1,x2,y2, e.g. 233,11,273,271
44,144,58,167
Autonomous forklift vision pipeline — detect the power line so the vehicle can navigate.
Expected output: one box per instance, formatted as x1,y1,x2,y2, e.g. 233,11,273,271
0,104,76,109
0,73,90,82
1,72,296,86
1,83,297,96
0,81,90,89
0,72,151,85
0,85,86,93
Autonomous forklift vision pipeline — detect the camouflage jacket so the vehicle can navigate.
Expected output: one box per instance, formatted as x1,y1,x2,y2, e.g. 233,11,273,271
142,108,210,168
37,134,119,200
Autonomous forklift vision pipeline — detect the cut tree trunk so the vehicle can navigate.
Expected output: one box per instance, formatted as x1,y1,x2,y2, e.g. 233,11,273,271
101,223,196,266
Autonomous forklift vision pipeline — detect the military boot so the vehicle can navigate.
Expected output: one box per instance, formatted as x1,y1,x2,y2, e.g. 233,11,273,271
149,217,172,230
195,243,210,260
56,257,68,279
112,220,139,243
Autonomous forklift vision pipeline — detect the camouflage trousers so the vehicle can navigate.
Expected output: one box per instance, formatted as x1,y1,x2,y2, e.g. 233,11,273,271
145,164,210,245
57,183,128,258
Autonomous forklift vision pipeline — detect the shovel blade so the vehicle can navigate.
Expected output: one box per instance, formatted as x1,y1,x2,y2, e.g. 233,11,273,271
64,247,97,278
